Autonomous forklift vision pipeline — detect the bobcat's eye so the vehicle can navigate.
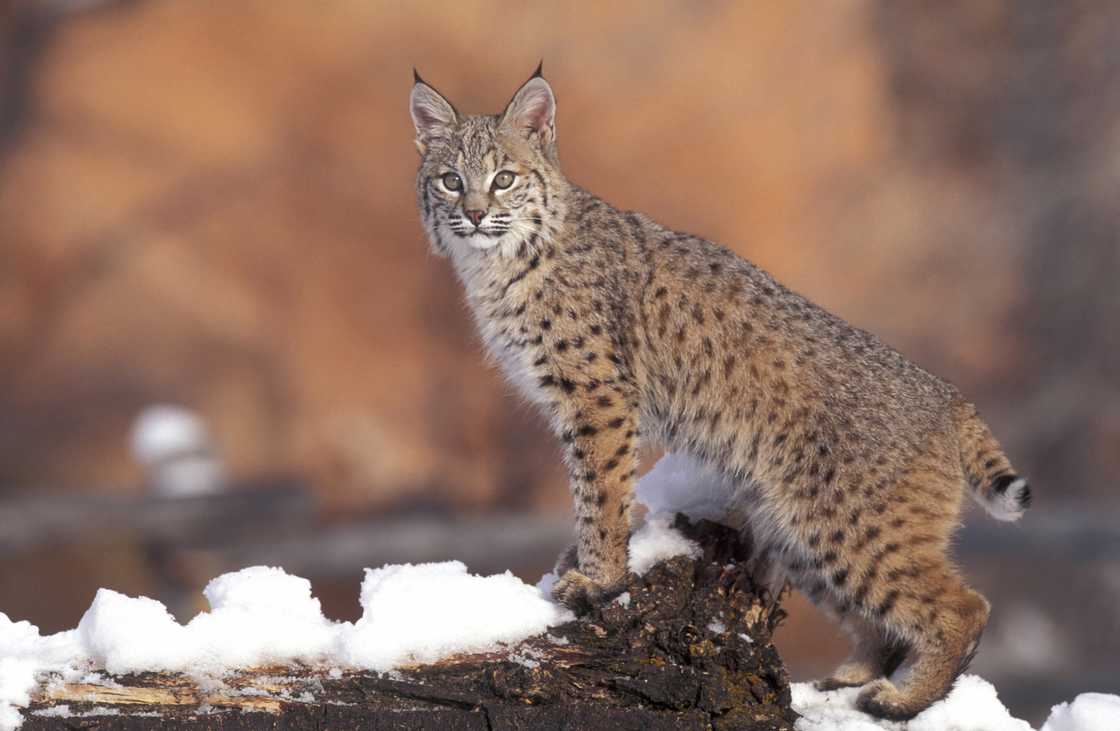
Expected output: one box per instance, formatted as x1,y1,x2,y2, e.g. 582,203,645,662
492,171,516,191
441,172,463,192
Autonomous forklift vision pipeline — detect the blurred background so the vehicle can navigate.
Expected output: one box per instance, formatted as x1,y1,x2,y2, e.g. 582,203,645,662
1,0,1117,723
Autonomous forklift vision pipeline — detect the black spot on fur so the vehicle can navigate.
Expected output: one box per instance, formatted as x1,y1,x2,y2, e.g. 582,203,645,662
876,590,900,616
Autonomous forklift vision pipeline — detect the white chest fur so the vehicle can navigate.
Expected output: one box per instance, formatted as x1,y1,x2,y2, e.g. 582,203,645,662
474,305,551,407
452,251,551,408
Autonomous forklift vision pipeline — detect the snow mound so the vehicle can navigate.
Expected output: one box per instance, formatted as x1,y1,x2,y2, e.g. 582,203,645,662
1041,693,1120,731
339,561,571,671
793,675,1031,730
792,674,1120,731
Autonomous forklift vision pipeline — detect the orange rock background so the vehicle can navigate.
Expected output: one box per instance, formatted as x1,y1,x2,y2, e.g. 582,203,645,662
1,1,1118,722
3,1,1117,505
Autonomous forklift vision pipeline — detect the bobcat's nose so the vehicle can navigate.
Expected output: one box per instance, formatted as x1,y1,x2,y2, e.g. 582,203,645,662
465,209,485,227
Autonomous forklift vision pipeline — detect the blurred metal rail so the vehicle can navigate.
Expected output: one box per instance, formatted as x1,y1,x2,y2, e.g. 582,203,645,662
0,486,1114,570
223,513,574,578
0,481,315,553
0,484,573,578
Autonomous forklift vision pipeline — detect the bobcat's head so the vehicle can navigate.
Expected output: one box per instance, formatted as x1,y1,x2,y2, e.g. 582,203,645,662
411,65,565,259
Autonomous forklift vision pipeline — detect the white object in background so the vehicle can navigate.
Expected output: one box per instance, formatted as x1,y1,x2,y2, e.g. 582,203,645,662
130,405,225,497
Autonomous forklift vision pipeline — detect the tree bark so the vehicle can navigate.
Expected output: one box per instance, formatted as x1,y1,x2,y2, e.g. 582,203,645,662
24,517,796,730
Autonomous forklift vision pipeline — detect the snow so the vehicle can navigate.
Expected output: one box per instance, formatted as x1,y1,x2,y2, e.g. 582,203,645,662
1041,693,1120,731
635,452,733,522
793,676,1032,730
77,567,339,675
627,513,702,574
0,563,570,729
791,676,1120,730
337,561,569,671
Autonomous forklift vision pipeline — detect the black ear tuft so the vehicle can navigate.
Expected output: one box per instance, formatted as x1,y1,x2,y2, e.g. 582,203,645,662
532,60,544,79
413,67,424,85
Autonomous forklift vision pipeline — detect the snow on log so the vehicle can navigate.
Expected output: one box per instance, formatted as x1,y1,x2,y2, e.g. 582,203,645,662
18,517,795,730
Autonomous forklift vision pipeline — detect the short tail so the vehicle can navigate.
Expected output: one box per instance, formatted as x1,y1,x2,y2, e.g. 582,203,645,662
953,400,1031,521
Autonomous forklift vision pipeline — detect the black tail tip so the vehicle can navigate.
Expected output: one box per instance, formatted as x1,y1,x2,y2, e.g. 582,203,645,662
992,474,1016,495
993,473,1031,510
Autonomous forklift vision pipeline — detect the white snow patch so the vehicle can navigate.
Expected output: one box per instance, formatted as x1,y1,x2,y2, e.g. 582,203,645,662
1041,693,1120,731
338,561,571,671
536,570,559,596
635,452,733,522
707,621,727,634
627,514,702,574
613,591,631,608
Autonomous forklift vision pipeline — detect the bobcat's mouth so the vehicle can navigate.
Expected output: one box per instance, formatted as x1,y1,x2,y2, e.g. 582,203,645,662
466,232,503,250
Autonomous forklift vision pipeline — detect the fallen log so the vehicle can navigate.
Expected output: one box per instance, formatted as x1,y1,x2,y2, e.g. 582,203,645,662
23,517,796,730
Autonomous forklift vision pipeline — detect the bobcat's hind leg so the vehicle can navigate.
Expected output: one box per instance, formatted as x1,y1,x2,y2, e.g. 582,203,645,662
856,578,989,720
816,614,908,691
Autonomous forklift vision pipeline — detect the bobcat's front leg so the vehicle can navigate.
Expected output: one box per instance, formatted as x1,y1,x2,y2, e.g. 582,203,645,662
551,392,639,612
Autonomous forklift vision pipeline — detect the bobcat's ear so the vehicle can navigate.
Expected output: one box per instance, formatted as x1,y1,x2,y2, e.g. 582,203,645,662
499,63,556,146
410,69,458,155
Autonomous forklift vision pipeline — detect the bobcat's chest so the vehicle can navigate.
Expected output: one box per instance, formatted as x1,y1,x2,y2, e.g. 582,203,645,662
473,292,551,407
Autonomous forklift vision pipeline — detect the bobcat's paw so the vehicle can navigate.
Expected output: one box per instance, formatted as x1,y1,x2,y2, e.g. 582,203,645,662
856,678,922,721
551,566,628,614
551,569,605,614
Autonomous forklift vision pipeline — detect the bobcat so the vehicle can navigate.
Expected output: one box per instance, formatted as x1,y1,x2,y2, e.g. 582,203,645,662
409,65,1030,721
